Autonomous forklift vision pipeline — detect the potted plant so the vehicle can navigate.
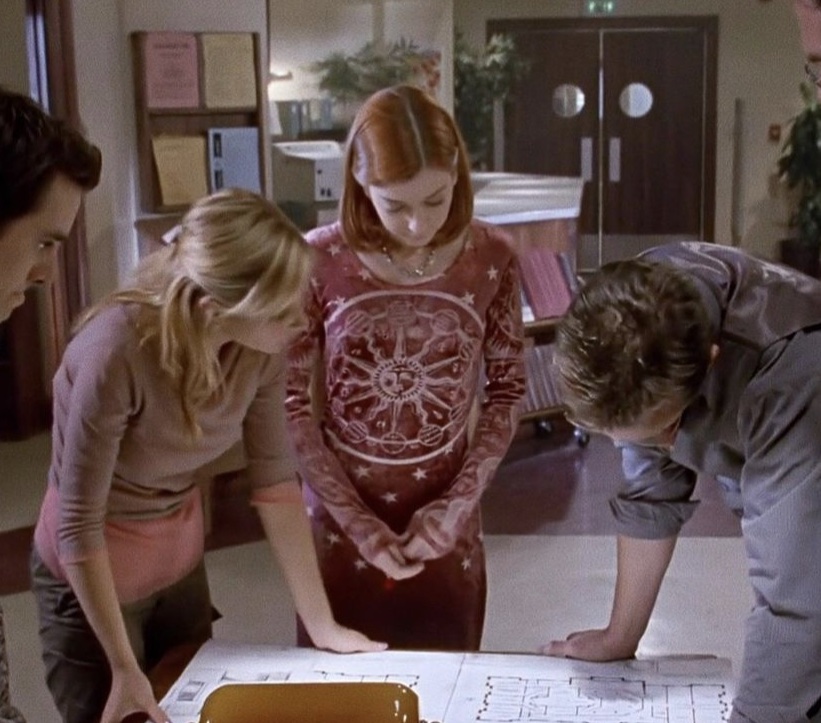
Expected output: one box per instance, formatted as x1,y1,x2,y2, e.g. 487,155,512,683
310,39,441,125
777,82,821,277
454,31,529,169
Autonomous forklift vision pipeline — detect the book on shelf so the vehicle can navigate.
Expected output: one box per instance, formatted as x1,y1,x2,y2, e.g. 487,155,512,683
520,291,535,324
522,343,562,416
517,247,578,321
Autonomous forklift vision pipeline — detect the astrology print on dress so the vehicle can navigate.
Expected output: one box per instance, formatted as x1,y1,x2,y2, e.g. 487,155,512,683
285,219,526,649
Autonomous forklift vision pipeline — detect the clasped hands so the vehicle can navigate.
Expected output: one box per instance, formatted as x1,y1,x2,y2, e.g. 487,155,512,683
360,500,465,580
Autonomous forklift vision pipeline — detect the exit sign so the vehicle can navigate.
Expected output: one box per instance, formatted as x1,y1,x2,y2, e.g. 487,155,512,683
585,0,616,14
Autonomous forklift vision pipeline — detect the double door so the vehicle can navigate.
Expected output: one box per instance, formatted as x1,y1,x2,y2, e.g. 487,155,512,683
492,17,717,271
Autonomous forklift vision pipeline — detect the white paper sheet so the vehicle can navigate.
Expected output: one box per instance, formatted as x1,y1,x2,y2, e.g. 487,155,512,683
160,641,734,723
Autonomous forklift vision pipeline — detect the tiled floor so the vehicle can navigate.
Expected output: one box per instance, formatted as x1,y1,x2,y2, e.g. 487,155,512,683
0,424,750,723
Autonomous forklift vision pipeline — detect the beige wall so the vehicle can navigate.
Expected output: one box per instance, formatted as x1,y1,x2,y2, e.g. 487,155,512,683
70,0,806,300
455,0,805,259
267,0,454,111
71,0,269,301
0,0,29,93
71,0,452,300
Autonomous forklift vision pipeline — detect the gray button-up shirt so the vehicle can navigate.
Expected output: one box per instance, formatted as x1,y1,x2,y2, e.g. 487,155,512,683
610,242,821,722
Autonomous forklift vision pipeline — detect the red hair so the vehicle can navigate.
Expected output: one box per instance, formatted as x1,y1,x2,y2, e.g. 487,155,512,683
339,84,473,251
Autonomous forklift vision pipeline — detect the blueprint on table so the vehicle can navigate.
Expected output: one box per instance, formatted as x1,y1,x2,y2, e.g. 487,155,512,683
160,640,734,723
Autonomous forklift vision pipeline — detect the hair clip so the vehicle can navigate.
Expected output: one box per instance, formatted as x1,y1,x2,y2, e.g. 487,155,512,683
161,224,182,245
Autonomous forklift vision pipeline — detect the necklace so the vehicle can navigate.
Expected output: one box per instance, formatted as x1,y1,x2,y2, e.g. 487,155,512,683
380,244,436,278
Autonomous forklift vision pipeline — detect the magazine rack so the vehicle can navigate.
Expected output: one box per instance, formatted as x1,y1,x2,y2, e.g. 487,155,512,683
131,31,267,214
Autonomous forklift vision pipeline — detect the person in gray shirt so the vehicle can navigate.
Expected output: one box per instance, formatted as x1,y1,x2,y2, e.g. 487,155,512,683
545,241,821,722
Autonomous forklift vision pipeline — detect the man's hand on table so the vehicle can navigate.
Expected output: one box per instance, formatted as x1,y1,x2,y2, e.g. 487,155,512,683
540,626,637,661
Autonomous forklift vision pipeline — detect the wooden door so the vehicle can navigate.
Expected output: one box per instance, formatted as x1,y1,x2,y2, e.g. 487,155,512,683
491,17,717,271
503,29,600,238
601,27,710,261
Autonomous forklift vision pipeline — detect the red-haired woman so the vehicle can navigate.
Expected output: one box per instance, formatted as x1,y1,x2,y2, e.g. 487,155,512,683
285,84,526,650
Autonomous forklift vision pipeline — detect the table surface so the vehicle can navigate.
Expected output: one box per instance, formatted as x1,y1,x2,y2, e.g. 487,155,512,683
152,641,734,723
149,641,203,701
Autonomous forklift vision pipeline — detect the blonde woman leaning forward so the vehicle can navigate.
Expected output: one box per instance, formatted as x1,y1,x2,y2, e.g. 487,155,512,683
30,189,385,723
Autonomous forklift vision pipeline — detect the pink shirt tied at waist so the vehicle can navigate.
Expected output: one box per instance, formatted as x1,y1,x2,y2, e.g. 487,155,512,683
33,303,298,605
35,479,303,604
35,484,203,604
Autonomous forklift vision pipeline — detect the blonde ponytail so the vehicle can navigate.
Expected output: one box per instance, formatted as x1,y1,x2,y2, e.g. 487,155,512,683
77,189,313,436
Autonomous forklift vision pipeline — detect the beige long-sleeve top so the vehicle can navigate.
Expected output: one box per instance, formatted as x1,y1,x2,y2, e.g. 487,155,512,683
34,303,295,602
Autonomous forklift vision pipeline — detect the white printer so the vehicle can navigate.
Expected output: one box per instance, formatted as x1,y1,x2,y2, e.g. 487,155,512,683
271,140,344,204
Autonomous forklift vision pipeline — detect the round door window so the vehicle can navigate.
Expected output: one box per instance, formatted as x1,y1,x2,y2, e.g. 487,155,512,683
552,84,585,118
619,83,653,118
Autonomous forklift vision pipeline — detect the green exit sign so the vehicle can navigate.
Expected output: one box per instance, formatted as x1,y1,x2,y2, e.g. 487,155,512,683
585,0,616,14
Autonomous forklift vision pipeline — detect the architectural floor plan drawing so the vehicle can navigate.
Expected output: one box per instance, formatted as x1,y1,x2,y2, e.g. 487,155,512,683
448,655,731,722
160,641,734,723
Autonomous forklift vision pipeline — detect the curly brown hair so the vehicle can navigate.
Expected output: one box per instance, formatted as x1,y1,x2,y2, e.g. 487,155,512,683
554,258,714,431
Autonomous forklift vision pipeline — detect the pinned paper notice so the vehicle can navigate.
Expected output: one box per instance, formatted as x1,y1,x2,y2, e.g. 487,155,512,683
151,135,209,207
143,32,199,109
202,33,257,108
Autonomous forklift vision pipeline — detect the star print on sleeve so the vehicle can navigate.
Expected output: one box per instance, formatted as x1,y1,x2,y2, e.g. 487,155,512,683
353,465,371,479
461,292,475,305
395,244,526,559
381,491,398,504
487,266,499,281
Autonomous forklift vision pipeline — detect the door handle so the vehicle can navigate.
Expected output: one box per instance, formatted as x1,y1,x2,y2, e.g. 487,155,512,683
609,137,621,183
580,137,593,182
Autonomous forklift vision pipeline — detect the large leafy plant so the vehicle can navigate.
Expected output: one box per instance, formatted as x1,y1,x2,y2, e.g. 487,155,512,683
310,39,440,106
454,31,529,169
777,83,821,249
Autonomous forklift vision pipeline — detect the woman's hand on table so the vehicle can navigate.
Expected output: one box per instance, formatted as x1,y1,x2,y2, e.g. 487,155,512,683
309,620,388,653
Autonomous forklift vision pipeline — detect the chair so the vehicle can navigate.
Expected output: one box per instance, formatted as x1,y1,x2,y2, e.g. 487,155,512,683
197,682,419,723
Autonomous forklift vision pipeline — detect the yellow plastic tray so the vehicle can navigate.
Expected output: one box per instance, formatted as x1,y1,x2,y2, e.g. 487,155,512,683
197,681,419,723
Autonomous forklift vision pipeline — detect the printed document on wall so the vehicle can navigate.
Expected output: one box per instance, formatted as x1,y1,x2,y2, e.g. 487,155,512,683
202,33,257,108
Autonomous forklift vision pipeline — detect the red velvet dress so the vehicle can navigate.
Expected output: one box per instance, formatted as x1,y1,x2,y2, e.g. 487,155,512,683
285,220,526,650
